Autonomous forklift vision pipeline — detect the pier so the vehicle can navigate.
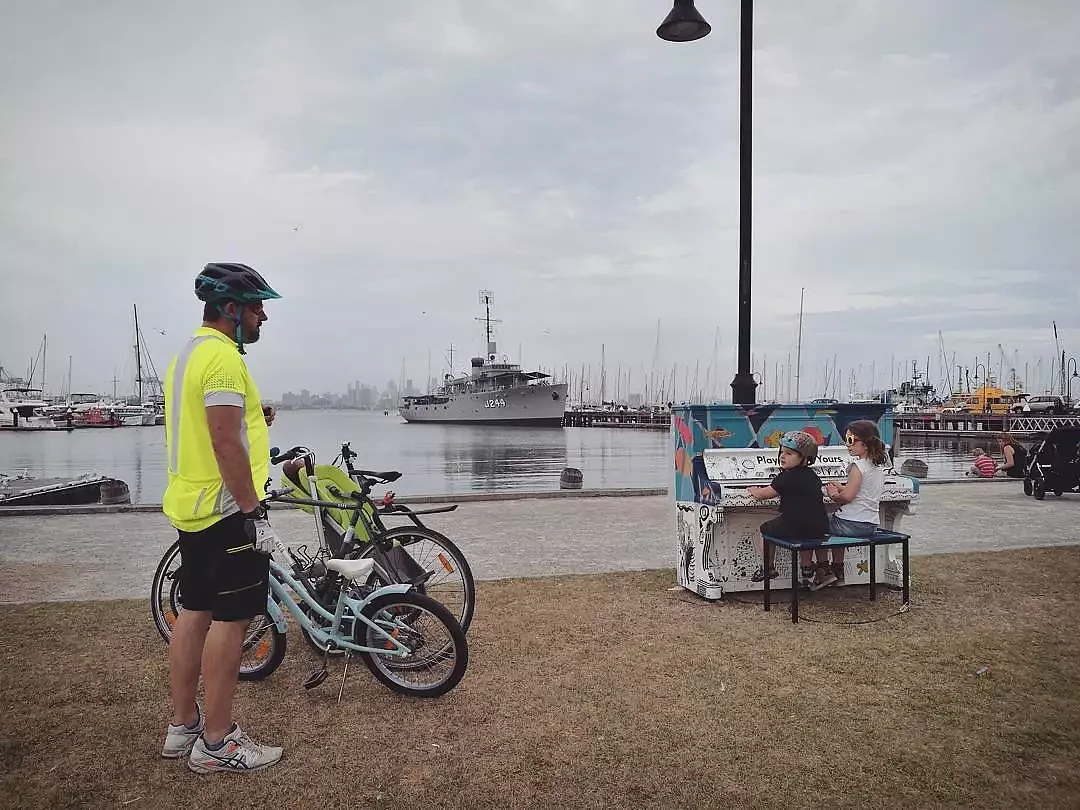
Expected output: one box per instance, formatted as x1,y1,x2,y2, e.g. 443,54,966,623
562,408,670,429
561,407,1080,440
894,412,1080,439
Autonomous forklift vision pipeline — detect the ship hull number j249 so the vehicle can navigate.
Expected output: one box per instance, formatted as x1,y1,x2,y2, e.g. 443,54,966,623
485,399,507,408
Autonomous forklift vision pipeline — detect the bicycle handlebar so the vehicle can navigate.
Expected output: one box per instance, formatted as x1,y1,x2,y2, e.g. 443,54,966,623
270,445,314,466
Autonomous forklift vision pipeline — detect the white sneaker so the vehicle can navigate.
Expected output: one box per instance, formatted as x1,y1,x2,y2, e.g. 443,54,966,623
161,702,204,759
187,724,283,774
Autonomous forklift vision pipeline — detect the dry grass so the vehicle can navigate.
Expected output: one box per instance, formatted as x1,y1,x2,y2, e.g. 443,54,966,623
2,547,1080,809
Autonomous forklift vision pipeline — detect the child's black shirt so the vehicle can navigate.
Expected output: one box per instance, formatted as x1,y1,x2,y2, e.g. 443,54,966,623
771,465,829,538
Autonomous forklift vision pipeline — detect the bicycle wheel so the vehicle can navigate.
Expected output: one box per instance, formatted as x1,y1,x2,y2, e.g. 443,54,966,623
150,540,286,681
359,526,475,633
359,592,468,697
151,540,183,643
237,613,287,681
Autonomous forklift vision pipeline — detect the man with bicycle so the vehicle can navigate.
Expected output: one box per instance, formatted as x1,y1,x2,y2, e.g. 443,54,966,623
160,263,285,773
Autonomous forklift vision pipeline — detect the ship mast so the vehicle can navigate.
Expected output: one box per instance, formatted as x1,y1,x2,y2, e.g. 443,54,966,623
134,304,143,404
476,290,500,359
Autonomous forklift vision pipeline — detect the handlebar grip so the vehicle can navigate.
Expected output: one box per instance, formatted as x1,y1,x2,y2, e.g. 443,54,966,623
270,445,312,465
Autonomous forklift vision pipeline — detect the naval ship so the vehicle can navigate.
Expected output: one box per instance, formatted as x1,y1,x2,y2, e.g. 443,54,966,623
400,291,568,426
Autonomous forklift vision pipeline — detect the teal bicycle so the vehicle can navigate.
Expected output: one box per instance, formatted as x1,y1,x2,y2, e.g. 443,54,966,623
154,486,469,698
255,527,468,698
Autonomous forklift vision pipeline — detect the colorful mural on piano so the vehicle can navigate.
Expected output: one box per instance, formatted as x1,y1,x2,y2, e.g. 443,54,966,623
672,403,893,503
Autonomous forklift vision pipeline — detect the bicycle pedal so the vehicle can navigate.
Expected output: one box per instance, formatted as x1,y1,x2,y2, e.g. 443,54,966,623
410,570,434,587
303,668,329,689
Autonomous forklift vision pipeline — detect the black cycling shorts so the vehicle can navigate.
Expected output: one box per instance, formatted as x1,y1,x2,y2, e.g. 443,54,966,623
176,512,270,622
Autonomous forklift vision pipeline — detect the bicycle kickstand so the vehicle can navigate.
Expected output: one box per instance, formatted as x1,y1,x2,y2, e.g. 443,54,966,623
337,652,351,703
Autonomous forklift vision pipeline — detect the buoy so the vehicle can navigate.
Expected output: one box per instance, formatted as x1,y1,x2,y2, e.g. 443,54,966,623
100,479,131,505
559,467,583,490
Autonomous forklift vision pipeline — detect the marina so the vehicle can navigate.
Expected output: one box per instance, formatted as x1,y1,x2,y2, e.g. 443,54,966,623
0,409,1037,505
1,306,165,431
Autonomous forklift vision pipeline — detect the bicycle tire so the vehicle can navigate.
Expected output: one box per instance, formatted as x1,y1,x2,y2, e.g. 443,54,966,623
358,526,475,633
359,592,468,697
149,539,287,682
236,614,287,681
150,540,183,643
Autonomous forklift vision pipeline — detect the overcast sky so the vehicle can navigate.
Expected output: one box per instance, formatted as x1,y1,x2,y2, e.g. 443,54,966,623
2,0,1078,401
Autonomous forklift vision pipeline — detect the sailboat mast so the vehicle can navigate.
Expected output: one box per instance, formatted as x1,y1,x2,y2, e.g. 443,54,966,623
134,305,143,403
795,287,804,402
600,344,606,404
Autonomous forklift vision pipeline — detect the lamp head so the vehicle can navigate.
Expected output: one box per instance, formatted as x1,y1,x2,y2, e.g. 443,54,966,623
656,0,712,42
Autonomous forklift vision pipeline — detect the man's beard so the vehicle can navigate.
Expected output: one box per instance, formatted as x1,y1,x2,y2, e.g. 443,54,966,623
243,324,261,344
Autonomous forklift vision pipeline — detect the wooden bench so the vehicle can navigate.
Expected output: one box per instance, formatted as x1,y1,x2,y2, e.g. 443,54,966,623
762,529,911,623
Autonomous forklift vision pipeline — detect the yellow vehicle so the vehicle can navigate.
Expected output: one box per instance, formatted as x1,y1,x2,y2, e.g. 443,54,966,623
961,386,1028,415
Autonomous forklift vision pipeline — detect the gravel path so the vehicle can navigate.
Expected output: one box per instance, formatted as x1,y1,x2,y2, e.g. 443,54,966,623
1,481,1076,603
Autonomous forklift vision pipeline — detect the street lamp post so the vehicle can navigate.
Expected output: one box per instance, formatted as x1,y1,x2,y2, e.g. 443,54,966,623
658,0,758,405
1067,357,1078,403
974,360,987,388
973,360,989,412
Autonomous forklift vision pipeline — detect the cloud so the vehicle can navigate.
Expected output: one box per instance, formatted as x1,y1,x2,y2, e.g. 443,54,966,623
1,0,1078,400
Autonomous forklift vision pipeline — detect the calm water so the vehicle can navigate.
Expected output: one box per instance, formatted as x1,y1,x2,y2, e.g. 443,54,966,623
0,411,1001,503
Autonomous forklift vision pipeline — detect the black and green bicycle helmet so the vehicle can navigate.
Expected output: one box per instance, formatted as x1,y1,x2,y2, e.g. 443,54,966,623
195,263,281,304
195,263,281,353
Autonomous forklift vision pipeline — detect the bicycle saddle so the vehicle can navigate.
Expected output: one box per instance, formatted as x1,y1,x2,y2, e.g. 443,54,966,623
325,558,375,582
355,469,402,483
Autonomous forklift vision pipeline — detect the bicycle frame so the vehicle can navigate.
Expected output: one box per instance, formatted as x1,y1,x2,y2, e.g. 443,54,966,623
263,557,415,658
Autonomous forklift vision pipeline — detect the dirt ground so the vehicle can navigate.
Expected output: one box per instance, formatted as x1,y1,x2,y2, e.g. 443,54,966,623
2,546,1079,809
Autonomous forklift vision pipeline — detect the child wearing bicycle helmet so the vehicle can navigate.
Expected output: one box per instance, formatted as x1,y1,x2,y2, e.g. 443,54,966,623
747,430,830,587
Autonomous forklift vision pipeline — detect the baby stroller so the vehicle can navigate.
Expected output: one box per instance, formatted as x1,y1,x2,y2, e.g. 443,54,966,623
1023,426,1080,500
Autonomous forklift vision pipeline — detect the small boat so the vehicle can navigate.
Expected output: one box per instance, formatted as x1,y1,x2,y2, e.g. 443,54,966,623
0,473,130,507
0,385,54,429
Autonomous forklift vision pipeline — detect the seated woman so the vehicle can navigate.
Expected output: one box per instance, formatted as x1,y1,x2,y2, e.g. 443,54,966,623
823,420,887,588
996,433,1028,478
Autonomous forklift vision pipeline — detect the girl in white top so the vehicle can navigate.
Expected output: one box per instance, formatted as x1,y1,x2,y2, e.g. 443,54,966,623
823,420,888,587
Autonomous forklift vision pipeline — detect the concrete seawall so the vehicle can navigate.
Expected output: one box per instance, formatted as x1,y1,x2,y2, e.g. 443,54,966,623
1,479,1076,604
